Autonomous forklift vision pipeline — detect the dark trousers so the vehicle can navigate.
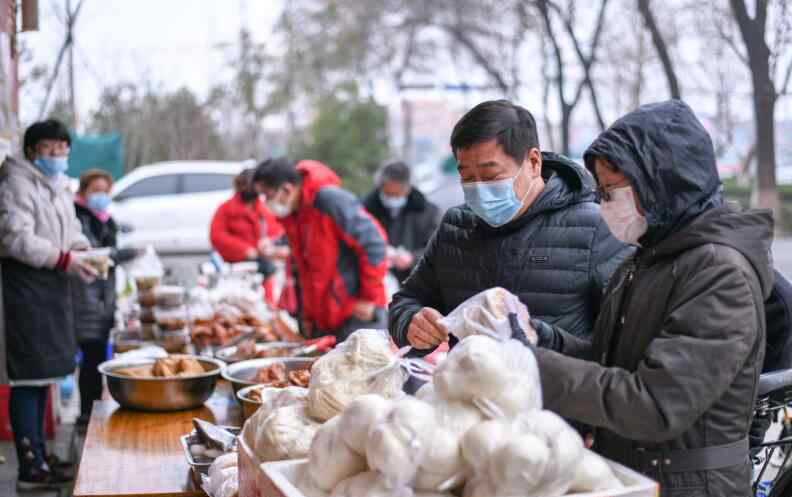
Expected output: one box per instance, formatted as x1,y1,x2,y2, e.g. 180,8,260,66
78,339,106,420
9,386,49,476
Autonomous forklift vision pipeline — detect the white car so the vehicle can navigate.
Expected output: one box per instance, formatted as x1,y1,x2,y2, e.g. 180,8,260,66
109,161,248,254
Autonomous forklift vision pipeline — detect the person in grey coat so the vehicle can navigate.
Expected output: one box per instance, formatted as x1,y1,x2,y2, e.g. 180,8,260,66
0,119,97,490
529,100,772,497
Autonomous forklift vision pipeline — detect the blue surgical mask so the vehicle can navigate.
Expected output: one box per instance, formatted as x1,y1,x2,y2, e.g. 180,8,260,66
34,156,69,177
462,166,534,227
87,192,112,212
379,191,407,214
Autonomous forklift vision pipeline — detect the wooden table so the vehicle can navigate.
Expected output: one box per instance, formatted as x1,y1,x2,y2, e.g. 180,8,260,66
73,382,242,497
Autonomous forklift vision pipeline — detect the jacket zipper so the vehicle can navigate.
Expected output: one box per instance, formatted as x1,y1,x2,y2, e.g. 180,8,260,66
600,259,638,366
591,258,638,452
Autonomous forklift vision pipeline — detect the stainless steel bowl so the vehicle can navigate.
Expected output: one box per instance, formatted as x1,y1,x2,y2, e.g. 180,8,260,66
98,355,226,412
214,341,302,364
236,384,266,420
221,357,314,402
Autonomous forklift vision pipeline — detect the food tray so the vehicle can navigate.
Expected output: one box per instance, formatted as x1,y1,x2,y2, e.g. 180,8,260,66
215,341,303,364
180,426,241,475
254,459,660,497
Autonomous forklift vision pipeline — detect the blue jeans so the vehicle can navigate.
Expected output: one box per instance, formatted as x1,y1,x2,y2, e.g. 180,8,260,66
9,386,48,477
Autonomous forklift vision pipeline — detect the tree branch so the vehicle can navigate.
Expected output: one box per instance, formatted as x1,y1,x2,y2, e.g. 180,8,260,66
537,0,567,107
546,0,609,128
781,58,792,96
637,0,681,99
713,15,749,66
441,23,510,94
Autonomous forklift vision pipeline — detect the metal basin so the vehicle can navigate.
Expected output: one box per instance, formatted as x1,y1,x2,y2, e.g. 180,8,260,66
236,384,267,420
221,357,314,402
214,341,302,364
98,355,226,412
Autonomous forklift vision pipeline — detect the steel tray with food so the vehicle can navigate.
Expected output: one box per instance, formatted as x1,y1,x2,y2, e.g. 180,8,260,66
253,459,659,497
221,357,314,401
181,426,241,475
216,335,335,364
215,341,303,364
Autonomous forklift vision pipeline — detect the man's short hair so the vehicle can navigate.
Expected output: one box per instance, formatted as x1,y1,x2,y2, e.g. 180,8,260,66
253,157,300,189
78,169,113,194
378,160,411,186
450,100,540,164
24,119,71,158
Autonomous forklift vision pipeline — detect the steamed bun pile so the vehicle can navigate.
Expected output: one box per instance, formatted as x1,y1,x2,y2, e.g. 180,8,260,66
240,330,407,465
300,332,623,497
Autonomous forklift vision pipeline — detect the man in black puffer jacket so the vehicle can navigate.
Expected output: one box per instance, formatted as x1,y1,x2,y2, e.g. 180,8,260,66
389,100,632,353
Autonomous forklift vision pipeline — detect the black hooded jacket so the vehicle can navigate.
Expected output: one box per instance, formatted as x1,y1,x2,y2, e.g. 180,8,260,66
362,187,440,283
535,100,774,497
388,152,633,352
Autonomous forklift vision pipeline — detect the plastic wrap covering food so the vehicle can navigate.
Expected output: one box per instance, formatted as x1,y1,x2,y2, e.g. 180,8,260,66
307,330,405,422
129,245,164,292
438,287,535,344
433,335,542,419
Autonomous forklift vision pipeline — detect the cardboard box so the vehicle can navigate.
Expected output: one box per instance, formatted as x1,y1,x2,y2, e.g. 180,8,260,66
257,458,660,497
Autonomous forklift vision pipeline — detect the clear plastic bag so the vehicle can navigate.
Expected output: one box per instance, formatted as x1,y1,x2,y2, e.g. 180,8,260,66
433,335,542,419
438,287,535,344
365,397,435,490
307,330,407,422
129,245,164,291
82,247,114,280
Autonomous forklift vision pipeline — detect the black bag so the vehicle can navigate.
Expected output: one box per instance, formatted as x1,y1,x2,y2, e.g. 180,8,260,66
763,269,792,372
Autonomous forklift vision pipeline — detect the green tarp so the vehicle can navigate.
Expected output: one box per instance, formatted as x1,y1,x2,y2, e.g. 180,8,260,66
68,132,124,180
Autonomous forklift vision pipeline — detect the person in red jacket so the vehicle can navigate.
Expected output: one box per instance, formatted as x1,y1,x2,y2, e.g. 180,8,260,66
210,168,287,303
253,158,388,341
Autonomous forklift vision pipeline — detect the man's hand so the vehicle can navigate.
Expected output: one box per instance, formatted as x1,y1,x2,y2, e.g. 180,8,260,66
407,307,447,349
352,301,376,321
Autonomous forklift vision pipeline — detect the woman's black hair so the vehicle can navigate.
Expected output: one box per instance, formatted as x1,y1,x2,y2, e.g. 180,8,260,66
450,100,540,164
253,157,301,189
23,119,71,159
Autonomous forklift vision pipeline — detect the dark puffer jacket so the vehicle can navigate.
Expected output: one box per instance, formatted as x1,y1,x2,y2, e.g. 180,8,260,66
363,187,440,283
535,100,773,497
389,153,632,351
73,203,137,342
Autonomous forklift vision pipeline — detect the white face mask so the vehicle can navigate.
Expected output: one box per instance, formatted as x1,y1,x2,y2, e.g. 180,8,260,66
266,187,292,218
600,186,648,246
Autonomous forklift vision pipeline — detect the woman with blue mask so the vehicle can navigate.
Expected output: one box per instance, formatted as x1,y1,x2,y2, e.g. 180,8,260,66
0,119,98,490
72,169,139,432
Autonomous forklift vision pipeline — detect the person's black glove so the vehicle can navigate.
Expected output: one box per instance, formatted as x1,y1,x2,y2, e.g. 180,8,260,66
508,313,532,347
530,318,562,351
257,257,276,278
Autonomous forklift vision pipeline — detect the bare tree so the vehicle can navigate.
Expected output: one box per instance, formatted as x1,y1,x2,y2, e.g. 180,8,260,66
727,0,791,219
535,0,610,155
636,0,682,99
